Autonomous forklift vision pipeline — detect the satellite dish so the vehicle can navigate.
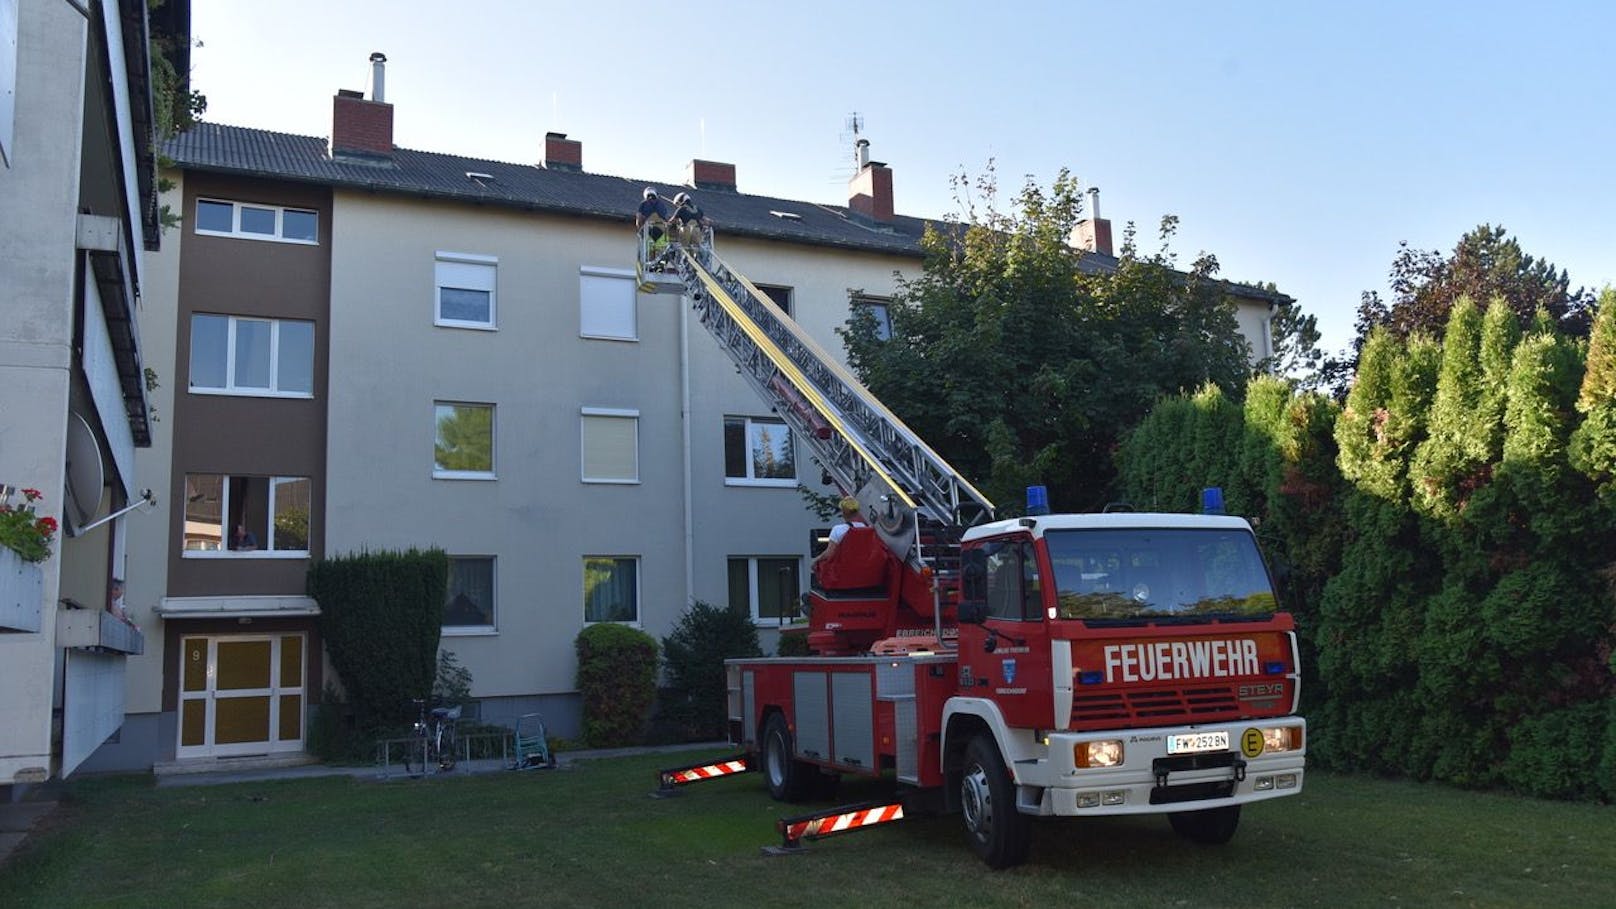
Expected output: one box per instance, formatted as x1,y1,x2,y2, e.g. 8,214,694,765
64,412,105,533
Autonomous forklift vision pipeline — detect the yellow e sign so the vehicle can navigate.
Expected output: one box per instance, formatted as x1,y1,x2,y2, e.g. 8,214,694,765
1241,728,1265,759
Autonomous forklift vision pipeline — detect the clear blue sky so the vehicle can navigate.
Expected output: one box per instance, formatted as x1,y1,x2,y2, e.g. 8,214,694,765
191,0,1616,355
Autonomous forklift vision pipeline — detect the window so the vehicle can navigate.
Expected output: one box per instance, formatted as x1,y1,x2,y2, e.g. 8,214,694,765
435,252,497,329
434,402,495,478
756,284,793,317
189,314,314,397
181,474,311,557
443,556,495,630
724,416,795,485
581,408,639,483
852,294,893,341
1045,528,1277,620
579,267,637,340
728,557,802,623
584,557,638,623
194,198,318,244
982,539,1041,621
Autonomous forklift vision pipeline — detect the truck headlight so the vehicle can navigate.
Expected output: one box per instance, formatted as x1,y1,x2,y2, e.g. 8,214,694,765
1075,739,1123,768
1262,726,1303,754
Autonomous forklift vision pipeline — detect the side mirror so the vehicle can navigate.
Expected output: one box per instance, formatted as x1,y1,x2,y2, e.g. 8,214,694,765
959,549,988,624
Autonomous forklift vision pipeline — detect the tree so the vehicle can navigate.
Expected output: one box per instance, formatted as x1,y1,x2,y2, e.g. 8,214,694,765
1258,297,1327,388
840,165,1252,512
1355,225,1593,350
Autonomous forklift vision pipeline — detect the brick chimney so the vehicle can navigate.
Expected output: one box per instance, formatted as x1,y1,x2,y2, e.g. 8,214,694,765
1071,186,1113,257
847,140,894,224
686,159,736,191
543,132,582,171
331,53,393,157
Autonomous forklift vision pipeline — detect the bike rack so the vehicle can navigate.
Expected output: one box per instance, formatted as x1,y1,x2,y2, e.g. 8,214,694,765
375,730,515,778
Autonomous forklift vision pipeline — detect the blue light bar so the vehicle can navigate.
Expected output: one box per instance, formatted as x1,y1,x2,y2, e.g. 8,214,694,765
1026,485,1050,516
1078,670,1104,685
1201,487,1225,515
1264,661,1285,675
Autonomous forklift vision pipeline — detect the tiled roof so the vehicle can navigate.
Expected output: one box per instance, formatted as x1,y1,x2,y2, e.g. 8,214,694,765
163,123,1289,305
164,123,939,258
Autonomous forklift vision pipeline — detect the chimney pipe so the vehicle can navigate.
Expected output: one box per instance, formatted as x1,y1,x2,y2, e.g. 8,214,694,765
855,138,870,169
1070,186,1113,257
370,52,387,103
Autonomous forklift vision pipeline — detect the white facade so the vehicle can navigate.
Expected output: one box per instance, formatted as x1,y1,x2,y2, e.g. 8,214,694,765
322,195,911,718
0,0,159,785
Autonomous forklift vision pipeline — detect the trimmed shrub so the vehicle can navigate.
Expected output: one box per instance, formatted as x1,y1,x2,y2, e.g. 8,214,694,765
776,628,811,657
660,601,761,740
309,548,448,733
433,649,474,708
576,623,658,747
307,681,365,763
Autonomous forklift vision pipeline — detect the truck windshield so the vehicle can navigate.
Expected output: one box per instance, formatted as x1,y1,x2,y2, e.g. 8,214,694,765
1044,528,1276,620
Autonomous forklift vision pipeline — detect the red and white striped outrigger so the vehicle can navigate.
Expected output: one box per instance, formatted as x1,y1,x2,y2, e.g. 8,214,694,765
770,801,906,853
654,753,751,795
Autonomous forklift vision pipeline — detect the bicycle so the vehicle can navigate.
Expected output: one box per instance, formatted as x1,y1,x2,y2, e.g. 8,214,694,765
403,698,461,774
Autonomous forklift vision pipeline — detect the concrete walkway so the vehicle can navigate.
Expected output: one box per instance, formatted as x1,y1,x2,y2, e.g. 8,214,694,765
0,740,729,865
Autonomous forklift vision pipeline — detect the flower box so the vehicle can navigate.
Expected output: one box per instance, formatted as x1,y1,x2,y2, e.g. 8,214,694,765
0,545,45,633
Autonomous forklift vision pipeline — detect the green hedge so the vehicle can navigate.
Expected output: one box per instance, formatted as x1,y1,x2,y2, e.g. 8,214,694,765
308,548,448,733
576,623,658,747
660,601,761,740
1116,295,1616,800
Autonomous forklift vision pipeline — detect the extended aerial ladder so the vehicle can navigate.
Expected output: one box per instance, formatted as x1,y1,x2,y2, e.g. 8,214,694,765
638,227,995,650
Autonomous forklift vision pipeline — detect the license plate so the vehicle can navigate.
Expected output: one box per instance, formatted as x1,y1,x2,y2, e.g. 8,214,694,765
1167,731,1229,754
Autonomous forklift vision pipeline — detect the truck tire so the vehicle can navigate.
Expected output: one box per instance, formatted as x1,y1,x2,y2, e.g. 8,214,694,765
960,734,1031,869
762,713,814,802
1167,804,1240,844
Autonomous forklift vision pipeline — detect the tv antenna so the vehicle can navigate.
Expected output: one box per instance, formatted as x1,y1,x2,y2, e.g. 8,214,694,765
831,112,866,185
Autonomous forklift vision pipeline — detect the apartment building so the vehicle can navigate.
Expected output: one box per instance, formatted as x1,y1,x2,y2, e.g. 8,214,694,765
0,0,178,787
82,61,1284,770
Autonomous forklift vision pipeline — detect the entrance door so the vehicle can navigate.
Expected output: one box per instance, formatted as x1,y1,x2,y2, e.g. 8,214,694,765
177,634,306,758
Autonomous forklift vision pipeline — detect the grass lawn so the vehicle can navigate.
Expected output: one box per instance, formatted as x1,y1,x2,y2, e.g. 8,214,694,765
1,753,1611,908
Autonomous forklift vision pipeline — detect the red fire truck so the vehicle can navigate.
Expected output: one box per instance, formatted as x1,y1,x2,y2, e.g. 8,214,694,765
639,230,1305,868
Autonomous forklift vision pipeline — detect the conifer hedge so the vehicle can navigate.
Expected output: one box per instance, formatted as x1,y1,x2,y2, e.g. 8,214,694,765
308,548,449,732
1117,293,1616,800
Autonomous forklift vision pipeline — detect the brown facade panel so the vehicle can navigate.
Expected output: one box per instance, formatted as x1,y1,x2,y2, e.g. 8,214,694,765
169,174,332,598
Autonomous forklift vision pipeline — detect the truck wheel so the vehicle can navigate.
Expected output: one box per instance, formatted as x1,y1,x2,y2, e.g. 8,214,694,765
762,713,813,802
960,735,1031,869
1167,804,1241,844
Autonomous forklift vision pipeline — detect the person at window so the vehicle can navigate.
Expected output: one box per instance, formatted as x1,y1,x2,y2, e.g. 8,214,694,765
811,497,868,572
229,523,259,551
107,577,135,627
669,191,711,248
635,187,671,261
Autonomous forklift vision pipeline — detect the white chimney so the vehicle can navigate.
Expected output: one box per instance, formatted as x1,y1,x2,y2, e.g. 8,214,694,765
855,138,870,169
370,52,387,103
1087,186,1101,220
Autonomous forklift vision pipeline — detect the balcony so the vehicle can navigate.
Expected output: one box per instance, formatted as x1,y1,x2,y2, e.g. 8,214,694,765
0,546,45,633
57,603,144,655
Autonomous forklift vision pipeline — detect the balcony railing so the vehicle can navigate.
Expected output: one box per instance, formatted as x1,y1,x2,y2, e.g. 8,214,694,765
57,603,144,655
